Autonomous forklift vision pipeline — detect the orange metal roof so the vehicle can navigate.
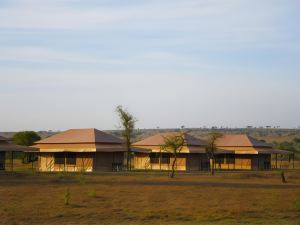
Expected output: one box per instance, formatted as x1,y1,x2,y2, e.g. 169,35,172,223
216,134,272,148
35,128,123,144
133,132,207,146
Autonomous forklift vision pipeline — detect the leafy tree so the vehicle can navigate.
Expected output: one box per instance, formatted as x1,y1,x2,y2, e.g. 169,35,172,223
160,134,185,178
116,105,136,170
277,141,296,152
293,138,300,144
12,131,41,146
206,132,222,176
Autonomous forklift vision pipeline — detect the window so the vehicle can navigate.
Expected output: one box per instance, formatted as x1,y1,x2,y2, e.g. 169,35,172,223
161,154,170,164
150,153,159,164
54,153,65,165
66,153,76,165
226,156,235,164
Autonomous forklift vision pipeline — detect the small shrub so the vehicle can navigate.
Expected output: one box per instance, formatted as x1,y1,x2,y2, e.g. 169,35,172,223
77,174,86,185
87,189,97,198
57,172,66,178
280,171,287,183
64,188,70,205
293,197,300,209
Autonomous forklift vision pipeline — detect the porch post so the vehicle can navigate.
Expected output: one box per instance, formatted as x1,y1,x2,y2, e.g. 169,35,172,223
159,151,162,171
64,152,66,172
234,154,236,170
227,154,229,170
293,153,295,169
199,155,201,171
38,153,41,172
11,151,14,172
280,154,283,169
275,154,278,169
31,153,34,171
187,154,190,171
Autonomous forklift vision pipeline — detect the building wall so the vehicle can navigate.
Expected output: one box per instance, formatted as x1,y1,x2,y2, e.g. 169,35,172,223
38,152,124,172
93,152,124,171
0,152,5,170
134,153,150,170
215,154,271,170
34,143,96,152
134,153,210,171
133,153,186,170
187,154,210,171
151,154,186,170
39,152,54,171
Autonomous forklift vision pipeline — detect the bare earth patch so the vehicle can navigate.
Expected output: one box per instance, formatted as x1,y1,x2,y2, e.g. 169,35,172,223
0,171,300,225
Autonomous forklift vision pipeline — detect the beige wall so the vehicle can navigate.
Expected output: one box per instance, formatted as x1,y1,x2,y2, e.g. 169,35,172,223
215,154,271,170
38,152,124,172
39,153,54,171
133,153,187,170
133,152,273,171
134,153,209,171
134,153,150,170
39,152,94,172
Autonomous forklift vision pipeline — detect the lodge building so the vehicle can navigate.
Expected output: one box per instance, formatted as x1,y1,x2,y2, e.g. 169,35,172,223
32,128,149,172
29,129,294,172
133,133,293,171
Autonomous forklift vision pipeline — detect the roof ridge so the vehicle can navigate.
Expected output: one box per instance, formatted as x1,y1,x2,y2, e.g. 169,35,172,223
35,128,123,144
92,128,97,142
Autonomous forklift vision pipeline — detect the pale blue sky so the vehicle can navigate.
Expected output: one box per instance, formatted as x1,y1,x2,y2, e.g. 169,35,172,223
0,0,299,131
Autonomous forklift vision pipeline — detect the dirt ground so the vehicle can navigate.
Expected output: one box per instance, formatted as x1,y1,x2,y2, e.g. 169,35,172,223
0,171,300,225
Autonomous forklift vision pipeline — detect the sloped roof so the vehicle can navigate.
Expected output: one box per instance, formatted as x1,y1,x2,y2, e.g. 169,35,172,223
35,128,123,144
0,136,8,141
216,134,272,148
256,148,293,155
0,137,37,152
133,132,207,146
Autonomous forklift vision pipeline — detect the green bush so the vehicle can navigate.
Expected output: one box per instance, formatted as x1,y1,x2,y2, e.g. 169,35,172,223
293,197,300,209
87,189,97,198
12,131,41,146
64,188,70,205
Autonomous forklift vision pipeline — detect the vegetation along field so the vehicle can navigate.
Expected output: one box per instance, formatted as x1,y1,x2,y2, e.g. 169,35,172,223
0,171,300,225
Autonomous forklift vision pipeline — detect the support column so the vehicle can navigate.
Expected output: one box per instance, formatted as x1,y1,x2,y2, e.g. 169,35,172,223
64,152,66,172
234,155,236,170
159,151,162,171
275,154,278,169
227,154,229,170
38,153,41,172
11,151,14,172
199,155,201,171
293,153,295,169
31,153,34,171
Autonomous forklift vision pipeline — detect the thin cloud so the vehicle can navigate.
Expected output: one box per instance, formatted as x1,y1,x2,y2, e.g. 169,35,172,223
0,46,130,65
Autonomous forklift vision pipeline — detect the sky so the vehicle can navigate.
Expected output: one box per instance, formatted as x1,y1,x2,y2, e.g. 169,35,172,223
0,0,300,131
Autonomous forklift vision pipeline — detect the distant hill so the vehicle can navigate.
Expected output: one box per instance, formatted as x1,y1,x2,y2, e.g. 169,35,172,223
1,128,299,153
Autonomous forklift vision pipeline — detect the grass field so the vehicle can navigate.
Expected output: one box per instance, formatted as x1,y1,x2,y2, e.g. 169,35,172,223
0,171,300,225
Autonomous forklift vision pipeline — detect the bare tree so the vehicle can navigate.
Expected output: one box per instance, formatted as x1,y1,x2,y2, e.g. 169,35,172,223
160,134,185,178
116,105,136,170
206,132,222,175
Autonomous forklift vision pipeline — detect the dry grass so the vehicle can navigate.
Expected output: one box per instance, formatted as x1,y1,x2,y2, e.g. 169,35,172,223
0,171,300,225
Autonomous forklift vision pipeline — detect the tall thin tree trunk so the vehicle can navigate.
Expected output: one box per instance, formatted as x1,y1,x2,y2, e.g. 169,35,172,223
170,155,177,178
127,146,131,171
